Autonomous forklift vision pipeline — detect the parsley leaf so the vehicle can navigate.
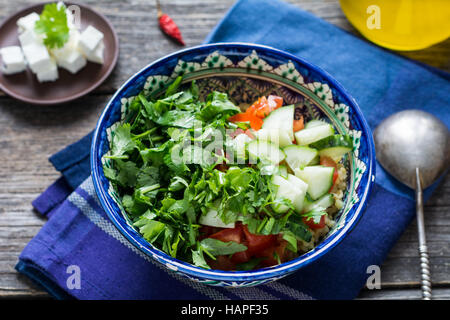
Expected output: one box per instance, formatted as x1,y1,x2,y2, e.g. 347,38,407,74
35,3,70,49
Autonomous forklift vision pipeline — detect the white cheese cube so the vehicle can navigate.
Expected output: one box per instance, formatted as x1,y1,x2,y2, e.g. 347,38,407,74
18,29,41,47
56,49,86,74
22,42,53,74
0,46,26,75
51,29,86,73
85,41,104,64
78,25,104,57
36,58,58,82
17,12,40,33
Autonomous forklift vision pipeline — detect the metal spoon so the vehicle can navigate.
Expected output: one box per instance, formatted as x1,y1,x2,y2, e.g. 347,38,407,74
374,110,449,300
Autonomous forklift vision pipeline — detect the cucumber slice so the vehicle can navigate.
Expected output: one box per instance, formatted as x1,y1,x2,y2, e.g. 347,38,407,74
271,175,304,213
233,133,252,161
294,124,334,146
309,155,320,165
199,207,236,228
248,140,285,165
294,166,334,200
310,134,353,162
283,145,318,171
262,105,294,141
305,119,329,129
255,128,292,147
278,164,288,178
303,194,335,212
287,174,308,212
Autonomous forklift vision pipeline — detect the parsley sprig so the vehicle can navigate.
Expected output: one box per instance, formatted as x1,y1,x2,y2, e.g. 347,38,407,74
35,3,70,49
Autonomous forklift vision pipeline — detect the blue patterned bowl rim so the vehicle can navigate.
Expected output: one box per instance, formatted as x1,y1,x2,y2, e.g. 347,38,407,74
91,42,376,282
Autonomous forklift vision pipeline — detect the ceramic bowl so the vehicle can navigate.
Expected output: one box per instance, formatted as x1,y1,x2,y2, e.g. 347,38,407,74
91,43,376,287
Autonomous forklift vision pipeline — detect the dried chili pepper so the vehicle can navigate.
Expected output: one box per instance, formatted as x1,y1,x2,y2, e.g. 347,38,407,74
156,0,185,45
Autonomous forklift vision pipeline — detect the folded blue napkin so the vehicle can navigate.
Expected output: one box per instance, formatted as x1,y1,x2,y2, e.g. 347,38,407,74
17,0,449,300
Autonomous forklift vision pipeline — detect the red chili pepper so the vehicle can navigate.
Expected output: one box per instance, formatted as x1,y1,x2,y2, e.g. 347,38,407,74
156,0,185,45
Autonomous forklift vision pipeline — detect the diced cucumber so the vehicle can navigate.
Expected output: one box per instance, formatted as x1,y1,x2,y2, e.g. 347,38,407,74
294,166,334,200
278,164,288,178
199,207,236,228
287,174,308,212
303,193,335,212
294,124,334,146
248,140,285,165
305,119,329,129
310,134,353,162
233,133,252,161
262,105,294,141
283,145,318,171
309,155,320,165
271,175,304,214
255,128,293,147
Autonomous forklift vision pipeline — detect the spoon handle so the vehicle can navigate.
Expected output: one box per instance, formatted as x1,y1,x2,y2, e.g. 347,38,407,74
415,168,432,300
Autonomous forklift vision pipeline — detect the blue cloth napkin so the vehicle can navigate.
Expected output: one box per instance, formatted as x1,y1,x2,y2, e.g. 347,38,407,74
17,0,449,300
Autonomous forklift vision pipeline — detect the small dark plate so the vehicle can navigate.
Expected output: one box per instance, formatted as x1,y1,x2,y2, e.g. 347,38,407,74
0,2,119,105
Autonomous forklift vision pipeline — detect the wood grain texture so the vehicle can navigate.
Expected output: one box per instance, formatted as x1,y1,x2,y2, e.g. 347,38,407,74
0,0,448,300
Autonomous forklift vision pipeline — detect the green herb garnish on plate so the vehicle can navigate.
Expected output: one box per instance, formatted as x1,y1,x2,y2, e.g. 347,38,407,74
35,3,69,49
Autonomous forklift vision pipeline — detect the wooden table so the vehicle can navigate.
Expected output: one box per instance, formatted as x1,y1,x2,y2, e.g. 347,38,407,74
0,0,448,300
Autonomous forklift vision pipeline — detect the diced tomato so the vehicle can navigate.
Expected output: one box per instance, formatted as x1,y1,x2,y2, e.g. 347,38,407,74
293,115,304,132
228,112,252,123
303,215,326,230
320,155,339,190
208,255,236,271
252,95,283,118
242,225,277,255
267,95,283,110
249,116,263,130
209,223,244,244
256,240,289,267
231,247,251,264
228,112,263,131
199,226,222,239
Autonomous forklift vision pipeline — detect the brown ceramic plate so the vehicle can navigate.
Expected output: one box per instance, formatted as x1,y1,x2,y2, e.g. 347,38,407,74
0,2,119,105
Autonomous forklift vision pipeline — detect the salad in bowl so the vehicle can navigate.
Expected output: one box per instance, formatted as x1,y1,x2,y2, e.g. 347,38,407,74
102,77,352,271
91,43,375,286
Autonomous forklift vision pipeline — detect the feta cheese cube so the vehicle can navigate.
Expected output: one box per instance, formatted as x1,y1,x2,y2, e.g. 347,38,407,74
22,42,53,74
85,41,104,64
78,25,104,57
36,58,58,82
51,29,86,74
17,12,40,33
56,49,86,74
0,46,26,75
18,29,41,47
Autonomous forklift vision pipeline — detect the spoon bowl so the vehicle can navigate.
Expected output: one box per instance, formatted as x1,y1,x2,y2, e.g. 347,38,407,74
374,110,449,189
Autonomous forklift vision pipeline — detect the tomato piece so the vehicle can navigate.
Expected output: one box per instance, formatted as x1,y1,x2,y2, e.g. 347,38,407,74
208,255,236,271
228,112,252,123
249,116,263,130
231,248,251,264
320,155,339,189
228,112,263,131
253,95,283,118
242,225,277,255
293,115,304,132
256,241,288,267
209,224,243,244
303,215,326,230
267,95,283,109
